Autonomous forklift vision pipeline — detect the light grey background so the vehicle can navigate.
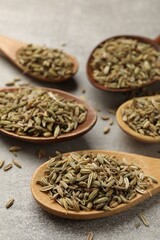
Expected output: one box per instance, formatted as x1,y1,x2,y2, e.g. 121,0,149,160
0,0,160,239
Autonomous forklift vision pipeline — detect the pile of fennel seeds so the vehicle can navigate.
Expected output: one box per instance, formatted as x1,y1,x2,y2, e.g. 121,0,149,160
16,44,74,80
122,96,160,137
0,88,87,137
90,38,160,88
37,152,157,212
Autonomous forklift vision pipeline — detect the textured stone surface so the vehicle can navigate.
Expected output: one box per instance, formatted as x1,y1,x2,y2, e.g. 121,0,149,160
0,0,160,239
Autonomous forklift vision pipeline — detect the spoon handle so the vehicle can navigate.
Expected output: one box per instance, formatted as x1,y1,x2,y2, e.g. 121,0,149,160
0,35,25,61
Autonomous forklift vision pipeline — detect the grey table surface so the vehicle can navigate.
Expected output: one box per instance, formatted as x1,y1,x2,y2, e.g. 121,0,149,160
0,0,160,239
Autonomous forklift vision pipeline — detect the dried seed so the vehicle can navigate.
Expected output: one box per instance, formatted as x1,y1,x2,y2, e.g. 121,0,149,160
122,96,160,137
9,146,22,152
16,44,75,80
88,189,99,201
109,119,113,125
93,197,108,204
44,132,52,137
108,109,116,115
103,126,110,134
90,37,160,89
87,231,93,240
5,81,15,86
0,88,87,138
13,159,22,168
109,201,119,208
139,213,149,227
13,77,21,82
100,115,109,120
5,198,14,209
81,88,86,94
40,185,54,192
103,205,112,211
54,125,60,138
135,222,141,228
56,186,64,197
87,172,94,188
72,199,80,212
3,163,13,171
0,160,5,168
37,152,157,212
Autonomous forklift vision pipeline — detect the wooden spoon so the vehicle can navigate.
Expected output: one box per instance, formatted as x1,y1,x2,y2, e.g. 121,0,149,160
31,149,160,219
0,35,79,83
116,95,160,143
87,35,160,92
0,87,97,143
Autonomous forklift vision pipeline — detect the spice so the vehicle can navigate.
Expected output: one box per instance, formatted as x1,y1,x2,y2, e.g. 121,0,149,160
122,97,160,137
5,81,15,87
139,213,149,227
109,119,113,125
135,222,141,228
0,160,5,168
81,88,86,94
13,159,22,168
37,152,157,212
103,126,110,134
9,146,22,152
3,163,13,171
90,38,160,89
0,88,87,138
5,198,14,209
87,231,94,240
16,44,74,80
100,114,109,120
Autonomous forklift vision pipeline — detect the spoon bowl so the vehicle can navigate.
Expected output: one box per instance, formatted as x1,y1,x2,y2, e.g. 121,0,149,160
0,87,97,143
31,149,160,219
0,35,79,83
87,35,160,92
116,95,160,143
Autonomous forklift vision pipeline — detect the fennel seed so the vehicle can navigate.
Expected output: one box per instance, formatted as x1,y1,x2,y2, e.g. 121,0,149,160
9,146,22,152
139,213,149,227
0,160,5,168
3,163,13,171
13,159,22,168
37,152,158,212
5,198,14,209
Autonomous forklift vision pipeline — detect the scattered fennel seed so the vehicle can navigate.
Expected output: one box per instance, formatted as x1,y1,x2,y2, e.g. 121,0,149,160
5,198,14,209
135,222,141,228
5,81,15,87
139,213,149,227
3,163,13,171
13,159,22,168
9,146,22,152
103,126,110,134
87,231,94,240
0,160,5,168
100,115,109,120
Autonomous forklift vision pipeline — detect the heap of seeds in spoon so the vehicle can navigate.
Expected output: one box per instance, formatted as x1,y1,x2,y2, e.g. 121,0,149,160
16,44,74,80
122,97,160,137
0,88,87,137
90,38,160,88
37,152,157,212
